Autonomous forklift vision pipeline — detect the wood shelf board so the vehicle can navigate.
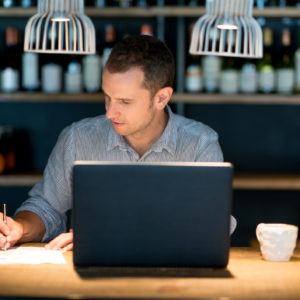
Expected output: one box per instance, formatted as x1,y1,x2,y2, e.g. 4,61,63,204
0,92,105,103
234,173,300,190
1,92,300,105
2,173,300,190
0,7,299,18
0,174,42,187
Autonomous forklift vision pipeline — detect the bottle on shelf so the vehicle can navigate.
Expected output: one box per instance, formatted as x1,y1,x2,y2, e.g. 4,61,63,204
0,126,16,175
255,0,266,9
117,0,132,7
22,52,39,91
95,0,106,7
140,24,153,36
278,0,288,6
185,22,203,93
256,0,277,8
64,59,83,93
239,61,257,94
1,27,21,93
82,54,102,93
101,24,117,71
219,58,239,94
185,63,203,93
257,27,275,94
198,20,222,93
2,0,16,8
276,27,294,94
202,56,222,93
21,0,36,7
41,63,63,93
187,0,198,6
136,0,148,7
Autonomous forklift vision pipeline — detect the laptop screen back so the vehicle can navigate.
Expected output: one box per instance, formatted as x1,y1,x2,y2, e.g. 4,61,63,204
72,161,233,268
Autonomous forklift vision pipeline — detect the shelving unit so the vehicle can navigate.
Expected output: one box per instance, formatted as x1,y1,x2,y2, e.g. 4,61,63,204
0,5,300,188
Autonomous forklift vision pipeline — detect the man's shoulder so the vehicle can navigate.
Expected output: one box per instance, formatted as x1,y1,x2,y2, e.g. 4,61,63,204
170,113,222,162
173,113,218,140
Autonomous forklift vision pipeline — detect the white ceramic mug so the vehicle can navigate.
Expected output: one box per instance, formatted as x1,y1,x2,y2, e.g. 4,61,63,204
256,223,298,262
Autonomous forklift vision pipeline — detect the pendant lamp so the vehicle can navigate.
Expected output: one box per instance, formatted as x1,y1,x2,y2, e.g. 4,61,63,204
189,0,263,58
24,0,96,54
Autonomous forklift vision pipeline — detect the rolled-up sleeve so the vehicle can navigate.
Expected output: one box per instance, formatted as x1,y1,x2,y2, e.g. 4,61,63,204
15,125,75,242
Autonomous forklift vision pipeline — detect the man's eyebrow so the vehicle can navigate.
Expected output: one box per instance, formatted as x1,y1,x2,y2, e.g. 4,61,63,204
103,92,134,102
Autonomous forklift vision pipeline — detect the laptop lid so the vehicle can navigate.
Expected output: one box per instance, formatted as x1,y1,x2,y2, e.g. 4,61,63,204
72,161,233,268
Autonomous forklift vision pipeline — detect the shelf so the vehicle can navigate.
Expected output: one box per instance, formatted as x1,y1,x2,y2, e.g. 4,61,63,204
0,6,299,18
0,92,105,103
1,172,300,190
233,173,300,190
0,174,41,187
1,92,300,105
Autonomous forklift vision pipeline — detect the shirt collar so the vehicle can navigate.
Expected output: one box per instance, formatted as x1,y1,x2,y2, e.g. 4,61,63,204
106,105,177,156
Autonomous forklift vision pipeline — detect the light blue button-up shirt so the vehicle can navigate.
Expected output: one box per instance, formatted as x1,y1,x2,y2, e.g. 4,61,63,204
16,106,236,241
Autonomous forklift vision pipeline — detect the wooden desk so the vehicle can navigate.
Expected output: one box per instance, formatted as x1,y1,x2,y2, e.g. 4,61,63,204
0,245,299,299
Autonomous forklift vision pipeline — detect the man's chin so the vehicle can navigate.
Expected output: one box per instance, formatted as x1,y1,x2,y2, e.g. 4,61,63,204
112,125,127,136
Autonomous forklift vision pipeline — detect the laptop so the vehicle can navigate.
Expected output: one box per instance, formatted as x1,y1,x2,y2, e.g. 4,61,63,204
72,161,233,268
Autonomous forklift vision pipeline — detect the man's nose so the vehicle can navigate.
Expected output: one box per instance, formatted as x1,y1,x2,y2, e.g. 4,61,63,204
106,102,119,119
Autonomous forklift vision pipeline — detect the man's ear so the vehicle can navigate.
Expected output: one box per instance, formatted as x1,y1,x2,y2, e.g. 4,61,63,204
154,87,173,110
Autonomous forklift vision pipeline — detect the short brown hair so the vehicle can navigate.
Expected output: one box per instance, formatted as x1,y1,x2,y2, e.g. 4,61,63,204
105,35,175,97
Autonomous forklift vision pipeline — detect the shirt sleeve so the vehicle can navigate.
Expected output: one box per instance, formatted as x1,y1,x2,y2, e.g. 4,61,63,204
15,125,75,242
195,130,224,162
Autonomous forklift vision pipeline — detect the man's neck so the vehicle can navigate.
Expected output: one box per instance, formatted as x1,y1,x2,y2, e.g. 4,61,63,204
125,110,169,158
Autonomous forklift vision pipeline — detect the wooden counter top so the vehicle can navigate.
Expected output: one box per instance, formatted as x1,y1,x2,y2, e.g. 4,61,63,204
0,245,299,299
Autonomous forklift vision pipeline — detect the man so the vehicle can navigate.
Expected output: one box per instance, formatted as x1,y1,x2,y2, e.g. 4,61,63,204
0,35,235,251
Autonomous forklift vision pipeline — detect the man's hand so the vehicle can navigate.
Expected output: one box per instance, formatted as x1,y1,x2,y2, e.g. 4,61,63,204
0,213,23,249
45,229,73,251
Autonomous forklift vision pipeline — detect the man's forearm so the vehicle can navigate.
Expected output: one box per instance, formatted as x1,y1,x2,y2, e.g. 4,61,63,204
14,211,46,243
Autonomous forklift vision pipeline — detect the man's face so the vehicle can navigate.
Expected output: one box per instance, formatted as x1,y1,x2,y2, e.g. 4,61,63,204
102,67,158,139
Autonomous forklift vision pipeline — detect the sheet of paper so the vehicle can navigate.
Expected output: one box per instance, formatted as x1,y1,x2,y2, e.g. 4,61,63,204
0,246,66,264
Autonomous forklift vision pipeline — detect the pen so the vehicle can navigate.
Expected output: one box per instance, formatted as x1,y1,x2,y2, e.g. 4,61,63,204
3,203,7,251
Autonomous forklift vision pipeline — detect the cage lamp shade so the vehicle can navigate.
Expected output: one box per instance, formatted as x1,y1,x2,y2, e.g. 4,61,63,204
189,0,263,58
24,0,96,54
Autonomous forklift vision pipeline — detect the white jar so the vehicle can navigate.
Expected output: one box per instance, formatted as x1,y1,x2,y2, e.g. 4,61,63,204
65,62,82,93
220,70,238,94
258,66,275,93
82,55,101,93
185,64,203,93
41,63,62,93
202,56,221,93
1,67,19,92
22,52,39,91
239,63,257,94
276,68,295,94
